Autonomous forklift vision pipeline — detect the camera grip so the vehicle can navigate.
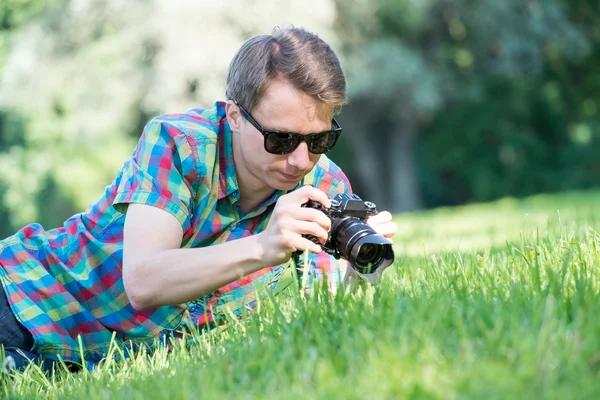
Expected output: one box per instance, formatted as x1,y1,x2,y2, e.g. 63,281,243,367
302,199,324,211
304,234,322,247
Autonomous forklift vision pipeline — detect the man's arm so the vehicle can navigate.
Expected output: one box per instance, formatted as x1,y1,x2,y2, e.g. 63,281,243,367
122,203,266,310
122,185,332,311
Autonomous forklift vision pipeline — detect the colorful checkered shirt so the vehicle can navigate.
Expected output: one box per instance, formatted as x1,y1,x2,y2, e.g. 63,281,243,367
0,101,352,368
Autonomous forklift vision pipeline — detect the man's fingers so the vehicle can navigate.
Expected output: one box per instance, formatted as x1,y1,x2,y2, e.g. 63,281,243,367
291,220,330,244
301,238,322,254
290,235,322,254
293,207,332,231
372,222,398,239
367,210,397,239
285,185,331,208
378,221,398,237
368,211,393,224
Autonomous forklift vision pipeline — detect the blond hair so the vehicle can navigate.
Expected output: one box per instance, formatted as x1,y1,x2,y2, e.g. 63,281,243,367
226,26,347,117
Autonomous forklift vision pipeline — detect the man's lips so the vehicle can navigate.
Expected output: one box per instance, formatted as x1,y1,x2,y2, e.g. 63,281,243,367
279,171,303,181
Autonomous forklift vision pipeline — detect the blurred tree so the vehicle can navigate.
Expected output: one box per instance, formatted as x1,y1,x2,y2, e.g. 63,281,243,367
1,0,600,238
334,0,591,212
0,0,51,35
419,0,600,208
0,0,339,238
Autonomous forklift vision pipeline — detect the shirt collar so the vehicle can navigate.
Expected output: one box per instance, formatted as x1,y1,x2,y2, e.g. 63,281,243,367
217,102,239,201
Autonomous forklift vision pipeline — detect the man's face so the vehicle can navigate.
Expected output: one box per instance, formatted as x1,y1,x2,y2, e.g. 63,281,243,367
230,77,333,192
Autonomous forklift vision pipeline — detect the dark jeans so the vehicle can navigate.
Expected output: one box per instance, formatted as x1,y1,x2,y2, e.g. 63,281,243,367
0,287,59,373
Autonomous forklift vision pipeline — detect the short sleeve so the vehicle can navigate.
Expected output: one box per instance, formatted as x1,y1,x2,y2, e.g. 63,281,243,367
112,119,197,233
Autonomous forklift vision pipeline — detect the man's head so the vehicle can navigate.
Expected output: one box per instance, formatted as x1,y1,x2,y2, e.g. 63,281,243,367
226,26,346,119
225,26,347,192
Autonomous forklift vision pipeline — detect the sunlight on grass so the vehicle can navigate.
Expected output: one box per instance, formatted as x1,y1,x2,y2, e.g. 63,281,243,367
394,190,600,256
3,189,600,399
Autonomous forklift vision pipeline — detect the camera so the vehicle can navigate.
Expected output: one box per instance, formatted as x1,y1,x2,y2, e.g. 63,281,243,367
302,193,395,274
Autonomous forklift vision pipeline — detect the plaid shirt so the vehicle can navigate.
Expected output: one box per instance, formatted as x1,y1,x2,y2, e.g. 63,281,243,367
0,101,351,368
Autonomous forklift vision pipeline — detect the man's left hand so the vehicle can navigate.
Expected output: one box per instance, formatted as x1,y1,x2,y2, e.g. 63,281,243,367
366,211,397,241
342,211,398,288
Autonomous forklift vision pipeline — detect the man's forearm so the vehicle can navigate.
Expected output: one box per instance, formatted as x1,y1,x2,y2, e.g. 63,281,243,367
123,234,268,310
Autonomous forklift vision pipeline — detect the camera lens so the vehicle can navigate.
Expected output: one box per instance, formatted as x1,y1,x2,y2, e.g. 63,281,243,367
356,243,383,266
332,218,394,274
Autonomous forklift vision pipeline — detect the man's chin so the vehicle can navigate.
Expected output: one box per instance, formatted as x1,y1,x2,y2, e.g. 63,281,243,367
272,181,301,191
268,174,303,191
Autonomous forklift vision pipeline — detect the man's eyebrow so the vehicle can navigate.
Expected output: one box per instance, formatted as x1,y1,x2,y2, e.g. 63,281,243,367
262,120,332,133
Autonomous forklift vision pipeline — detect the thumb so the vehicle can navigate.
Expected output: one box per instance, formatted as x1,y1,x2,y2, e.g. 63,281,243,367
368,211,393,225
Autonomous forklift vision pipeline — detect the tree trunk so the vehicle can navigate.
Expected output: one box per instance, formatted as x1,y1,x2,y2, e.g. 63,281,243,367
388,118,423,213
347,128,387,205
340,101,388,207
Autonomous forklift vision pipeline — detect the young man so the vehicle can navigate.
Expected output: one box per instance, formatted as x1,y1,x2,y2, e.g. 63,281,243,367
0,26,397,372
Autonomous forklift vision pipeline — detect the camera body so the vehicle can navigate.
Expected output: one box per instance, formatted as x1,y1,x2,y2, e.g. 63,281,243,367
302,193,395,274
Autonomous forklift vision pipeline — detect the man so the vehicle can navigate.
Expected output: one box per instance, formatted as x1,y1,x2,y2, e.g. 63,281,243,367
0,26,397,373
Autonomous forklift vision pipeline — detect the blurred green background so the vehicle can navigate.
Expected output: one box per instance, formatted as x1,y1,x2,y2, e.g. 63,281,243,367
0,0,599,239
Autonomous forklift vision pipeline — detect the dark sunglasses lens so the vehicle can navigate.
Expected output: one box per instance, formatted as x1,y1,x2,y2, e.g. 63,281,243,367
265,132,300,154
308,131,339,153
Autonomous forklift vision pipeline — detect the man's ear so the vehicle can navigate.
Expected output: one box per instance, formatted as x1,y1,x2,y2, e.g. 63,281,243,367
225,100,243,132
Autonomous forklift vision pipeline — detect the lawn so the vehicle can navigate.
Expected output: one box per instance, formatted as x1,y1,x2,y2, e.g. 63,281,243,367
3,189,600,399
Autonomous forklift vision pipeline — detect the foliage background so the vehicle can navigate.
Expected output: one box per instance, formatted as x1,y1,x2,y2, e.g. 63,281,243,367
0,0,599,238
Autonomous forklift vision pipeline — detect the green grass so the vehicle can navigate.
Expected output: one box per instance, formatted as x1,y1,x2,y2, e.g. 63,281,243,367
4,189,600,399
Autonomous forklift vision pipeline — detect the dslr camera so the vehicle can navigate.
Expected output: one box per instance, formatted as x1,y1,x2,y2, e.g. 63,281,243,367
302,193,395,274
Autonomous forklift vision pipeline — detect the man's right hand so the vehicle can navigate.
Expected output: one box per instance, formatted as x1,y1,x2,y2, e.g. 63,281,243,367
257,185,333,266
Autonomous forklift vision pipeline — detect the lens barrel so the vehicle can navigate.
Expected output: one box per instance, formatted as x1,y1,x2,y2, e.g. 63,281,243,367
333,218,394,274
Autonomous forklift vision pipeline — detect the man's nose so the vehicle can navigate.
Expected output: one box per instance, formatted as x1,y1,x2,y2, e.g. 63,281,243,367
287,141,311,170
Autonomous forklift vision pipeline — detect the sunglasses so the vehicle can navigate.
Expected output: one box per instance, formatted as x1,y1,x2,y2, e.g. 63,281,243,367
237,103,342,155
